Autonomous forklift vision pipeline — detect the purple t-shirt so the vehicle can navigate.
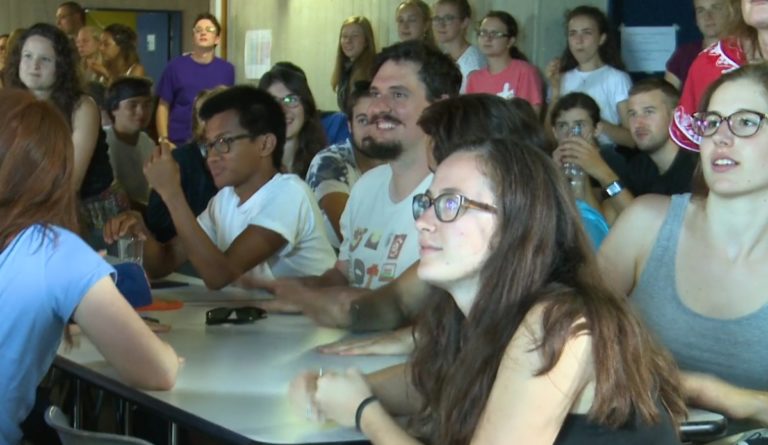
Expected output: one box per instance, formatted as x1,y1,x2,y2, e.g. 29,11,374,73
157,55,235,145
666,40,702,90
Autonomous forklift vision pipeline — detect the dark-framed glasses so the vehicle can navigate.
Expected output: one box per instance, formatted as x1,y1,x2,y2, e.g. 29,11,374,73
275,94,301,109
202,133,251,155
412,192,497,223
476,29,509,39
692,110,768,138
205,306,267,325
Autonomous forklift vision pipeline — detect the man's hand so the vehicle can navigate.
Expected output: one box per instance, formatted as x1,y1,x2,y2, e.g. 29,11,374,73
103,210,151,244
144,144,182,200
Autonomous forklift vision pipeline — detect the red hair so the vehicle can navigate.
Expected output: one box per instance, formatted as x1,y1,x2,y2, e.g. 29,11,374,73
0,89,78,250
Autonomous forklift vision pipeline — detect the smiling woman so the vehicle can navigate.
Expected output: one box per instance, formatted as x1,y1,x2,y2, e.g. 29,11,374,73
331,16,376,112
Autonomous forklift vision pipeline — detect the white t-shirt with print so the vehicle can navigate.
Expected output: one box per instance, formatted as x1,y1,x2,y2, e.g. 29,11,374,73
197,173,336,280
338,165,432,289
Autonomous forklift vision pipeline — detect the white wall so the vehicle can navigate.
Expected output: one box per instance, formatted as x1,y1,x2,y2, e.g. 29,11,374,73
224,0,608,111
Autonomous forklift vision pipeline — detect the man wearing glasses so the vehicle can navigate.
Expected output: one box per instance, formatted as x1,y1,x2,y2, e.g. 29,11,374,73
554,78,698,224
104,86,336,288
156,13,234,148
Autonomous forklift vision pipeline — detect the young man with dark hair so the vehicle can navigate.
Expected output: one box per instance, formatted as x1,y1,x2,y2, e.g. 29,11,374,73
55,1,85,38
105,85,335,288
555,77,698,223
156,12,234,148
305,81,383,247
104,76,155,207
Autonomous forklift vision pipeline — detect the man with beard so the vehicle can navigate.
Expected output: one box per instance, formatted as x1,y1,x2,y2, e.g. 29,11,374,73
554,78,698,223
305,81,383,248
259,40,460,307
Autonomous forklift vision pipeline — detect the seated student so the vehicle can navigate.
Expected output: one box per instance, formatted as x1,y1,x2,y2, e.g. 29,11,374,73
145,87,221,243
305,80,383,248
599,64,768,434
0,89,179,445
104,86,336,288
466,11,543,115
554,80,698,224
266,94,607,340
294,137,685,444
105,76,156,207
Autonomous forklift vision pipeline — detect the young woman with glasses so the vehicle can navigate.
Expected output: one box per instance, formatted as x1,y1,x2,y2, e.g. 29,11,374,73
259,63,327,178
599,63,768,436
432,0,485,93
292,136,685,444
466,11,544,116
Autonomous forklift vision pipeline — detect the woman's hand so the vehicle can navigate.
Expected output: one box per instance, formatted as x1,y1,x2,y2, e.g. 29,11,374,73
315,368,373,427
289,370,323,421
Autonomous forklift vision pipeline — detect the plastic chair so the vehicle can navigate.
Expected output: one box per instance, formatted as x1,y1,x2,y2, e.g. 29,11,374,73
44,406,154,445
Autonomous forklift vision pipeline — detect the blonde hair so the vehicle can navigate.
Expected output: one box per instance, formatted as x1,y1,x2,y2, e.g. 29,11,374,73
330,16,376,92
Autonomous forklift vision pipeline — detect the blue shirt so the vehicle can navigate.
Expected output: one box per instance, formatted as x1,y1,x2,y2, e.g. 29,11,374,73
576,200,610,249
0,225,113,444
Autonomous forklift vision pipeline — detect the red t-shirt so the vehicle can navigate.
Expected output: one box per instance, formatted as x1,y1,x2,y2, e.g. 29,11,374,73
670,39,746,151
466,59,544,105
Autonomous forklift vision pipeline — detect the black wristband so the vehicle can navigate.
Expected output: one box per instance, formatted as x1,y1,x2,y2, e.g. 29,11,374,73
355,395,379,432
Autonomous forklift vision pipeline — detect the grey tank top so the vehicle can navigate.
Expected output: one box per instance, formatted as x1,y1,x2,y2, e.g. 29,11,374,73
631,193,768,391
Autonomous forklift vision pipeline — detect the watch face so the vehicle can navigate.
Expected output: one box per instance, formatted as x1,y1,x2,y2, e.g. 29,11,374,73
605,181,623,197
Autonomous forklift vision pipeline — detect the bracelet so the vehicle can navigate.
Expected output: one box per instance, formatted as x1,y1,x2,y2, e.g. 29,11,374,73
158,136,169,142
355,395,379,432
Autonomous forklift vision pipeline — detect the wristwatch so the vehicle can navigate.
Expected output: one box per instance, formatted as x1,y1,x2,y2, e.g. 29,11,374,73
602,180,624,199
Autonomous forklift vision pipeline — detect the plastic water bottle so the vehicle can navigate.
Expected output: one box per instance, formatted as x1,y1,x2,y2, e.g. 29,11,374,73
562,124,586,199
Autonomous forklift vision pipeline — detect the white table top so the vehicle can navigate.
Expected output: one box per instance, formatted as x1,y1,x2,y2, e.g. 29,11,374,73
57,278,406,444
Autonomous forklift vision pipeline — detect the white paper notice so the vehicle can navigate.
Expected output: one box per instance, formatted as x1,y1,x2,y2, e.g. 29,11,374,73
244,30,272,79
620,26,677,72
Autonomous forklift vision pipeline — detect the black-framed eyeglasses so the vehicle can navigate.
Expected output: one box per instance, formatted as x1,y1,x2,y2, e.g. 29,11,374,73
203,133,251,156
412,192,497,223
476,29,510,39
274,94,301,109
205,306,267,325
692,110,768,138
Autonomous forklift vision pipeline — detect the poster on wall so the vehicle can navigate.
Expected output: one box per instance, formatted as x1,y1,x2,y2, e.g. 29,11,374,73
245,29,272,79
620,25,677,73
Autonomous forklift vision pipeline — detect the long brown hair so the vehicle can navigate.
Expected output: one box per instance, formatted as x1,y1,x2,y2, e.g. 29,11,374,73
0,89,78,251
102,24,140,81
410,138,685,444
330,16,376,92
3,23,84,124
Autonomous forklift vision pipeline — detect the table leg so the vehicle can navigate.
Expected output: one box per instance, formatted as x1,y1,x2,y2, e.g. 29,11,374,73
73,378,82,429
168,421,178,445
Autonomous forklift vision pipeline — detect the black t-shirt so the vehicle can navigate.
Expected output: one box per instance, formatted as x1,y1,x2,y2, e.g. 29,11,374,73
79,126,114,199
621,149,699,196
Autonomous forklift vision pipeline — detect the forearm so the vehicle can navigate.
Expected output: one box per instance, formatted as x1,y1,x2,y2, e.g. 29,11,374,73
368,364,422,416
156,101,170,139
141,233,181,279
683,372,768,424
163,191,241,289
361,402,423,445
299,266,349,287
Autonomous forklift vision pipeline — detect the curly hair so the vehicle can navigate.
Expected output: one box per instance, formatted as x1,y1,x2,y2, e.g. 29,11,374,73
3,23,84,125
